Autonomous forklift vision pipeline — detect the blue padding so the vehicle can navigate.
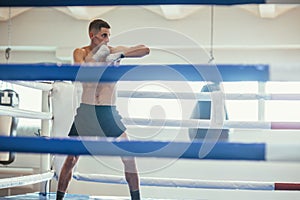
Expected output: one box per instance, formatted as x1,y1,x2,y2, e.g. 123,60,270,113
0,63,269,82
0,0,266,7
0,136,266,161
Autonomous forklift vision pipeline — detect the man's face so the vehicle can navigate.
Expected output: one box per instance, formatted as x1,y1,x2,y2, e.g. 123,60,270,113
92,27,111,45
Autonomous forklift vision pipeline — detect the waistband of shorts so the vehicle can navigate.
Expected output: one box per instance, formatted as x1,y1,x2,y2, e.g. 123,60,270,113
80,103,117,108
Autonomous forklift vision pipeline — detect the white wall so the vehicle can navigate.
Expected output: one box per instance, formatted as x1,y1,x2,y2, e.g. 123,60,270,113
0,6,299,67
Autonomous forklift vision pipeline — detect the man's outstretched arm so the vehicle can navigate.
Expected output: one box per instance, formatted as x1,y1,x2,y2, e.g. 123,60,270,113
110,45,150,58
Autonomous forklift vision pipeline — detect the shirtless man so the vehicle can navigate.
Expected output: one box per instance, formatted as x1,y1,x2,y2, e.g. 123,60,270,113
56,19,150,200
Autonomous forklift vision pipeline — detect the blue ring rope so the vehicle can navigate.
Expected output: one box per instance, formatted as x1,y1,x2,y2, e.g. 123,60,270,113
0,64,269,82
0,0,267,7
0,136,266,161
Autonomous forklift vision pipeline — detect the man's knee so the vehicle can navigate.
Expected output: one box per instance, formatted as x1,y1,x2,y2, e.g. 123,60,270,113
64,156,79,168
121,157,137,173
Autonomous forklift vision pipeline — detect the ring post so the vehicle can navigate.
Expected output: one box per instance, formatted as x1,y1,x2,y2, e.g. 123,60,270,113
40,91,51,195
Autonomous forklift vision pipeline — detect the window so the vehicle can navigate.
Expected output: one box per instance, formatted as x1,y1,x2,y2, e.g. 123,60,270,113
223,82,259,121
265,82,300,122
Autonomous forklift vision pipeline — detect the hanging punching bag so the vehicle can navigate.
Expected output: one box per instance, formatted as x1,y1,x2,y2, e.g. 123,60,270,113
0,89,19,165
189,83,229,141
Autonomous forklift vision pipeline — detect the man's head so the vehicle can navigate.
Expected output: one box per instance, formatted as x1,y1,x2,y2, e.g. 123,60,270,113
89,19,111,45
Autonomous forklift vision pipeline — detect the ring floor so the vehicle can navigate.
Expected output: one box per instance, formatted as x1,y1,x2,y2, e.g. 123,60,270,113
0,192,173,200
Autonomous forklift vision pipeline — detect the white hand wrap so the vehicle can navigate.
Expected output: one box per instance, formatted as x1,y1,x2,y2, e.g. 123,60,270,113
92,45,110,62
106,52,125,64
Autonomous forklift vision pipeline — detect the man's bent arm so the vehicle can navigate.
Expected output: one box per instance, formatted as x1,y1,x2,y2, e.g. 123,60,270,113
111,45,150,58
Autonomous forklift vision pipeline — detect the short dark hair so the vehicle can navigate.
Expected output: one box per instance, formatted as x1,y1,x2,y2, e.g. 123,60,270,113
88,19,111,33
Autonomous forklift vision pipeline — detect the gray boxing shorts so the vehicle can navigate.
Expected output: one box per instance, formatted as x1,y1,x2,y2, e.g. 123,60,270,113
68,103,126,138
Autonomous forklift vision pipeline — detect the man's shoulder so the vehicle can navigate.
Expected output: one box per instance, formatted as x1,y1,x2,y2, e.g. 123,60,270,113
73,46,89,56
74,46,89,52
73,46,91,63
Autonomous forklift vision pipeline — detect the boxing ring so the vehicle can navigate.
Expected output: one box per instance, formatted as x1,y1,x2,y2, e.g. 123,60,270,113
1,0,300,200
0,62,300,199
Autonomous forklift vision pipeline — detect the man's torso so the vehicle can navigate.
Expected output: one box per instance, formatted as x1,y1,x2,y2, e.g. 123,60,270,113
80,46,117,106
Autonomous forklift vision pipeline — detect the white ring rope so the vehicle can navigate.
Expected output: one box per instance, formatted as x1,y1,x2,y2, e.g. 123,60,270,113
73,172,274,191
1,106,298,129
0,105,52,120
123,118,272,129
0,171,54,189
118,91,300,101
5,82,300,101
9,81,53,91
